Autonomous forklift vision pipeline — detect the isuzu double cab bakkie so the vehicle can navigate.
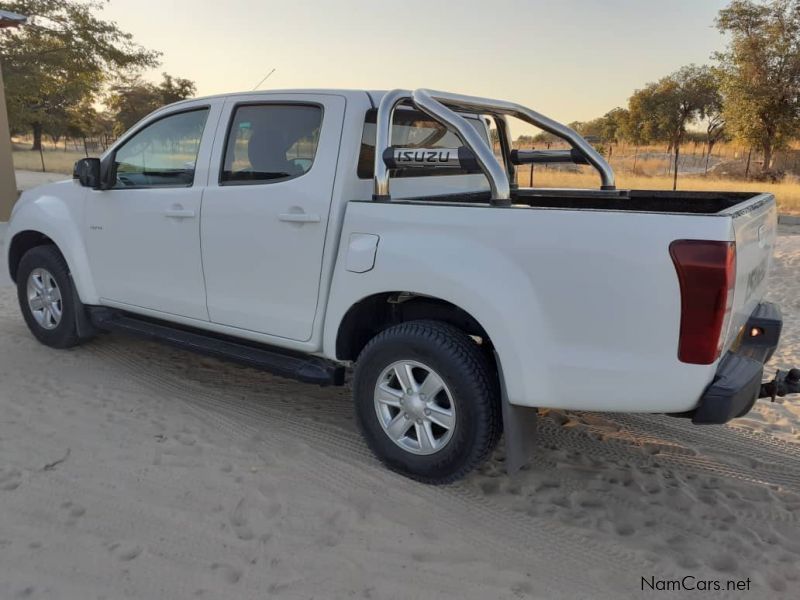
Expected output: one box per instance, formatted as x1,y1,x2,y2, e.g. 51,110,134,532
6,88,800,483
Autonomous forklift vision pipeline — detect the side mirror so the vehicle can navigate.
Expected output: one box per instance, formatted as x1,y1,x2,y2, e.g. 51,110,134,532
73,158,102,189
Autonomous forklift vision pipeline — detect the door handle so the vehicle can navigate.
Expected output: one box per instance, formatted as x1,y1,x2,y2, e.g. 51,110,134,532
278,212,321,223
164,208,196,219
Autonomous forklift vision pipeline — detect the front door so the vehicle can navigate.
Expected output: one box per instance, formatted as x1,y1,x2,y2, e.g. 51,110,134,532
85,105,216,320
201,94,345,341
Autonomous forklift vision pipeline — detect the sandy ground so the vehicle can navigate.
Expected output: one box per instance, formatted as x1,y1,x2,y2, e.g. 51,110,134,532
0,226,799,600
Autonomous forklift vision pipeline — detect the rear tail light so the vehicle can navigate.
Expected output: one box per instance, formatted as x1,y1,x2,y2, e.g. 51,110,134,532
669,240,736,365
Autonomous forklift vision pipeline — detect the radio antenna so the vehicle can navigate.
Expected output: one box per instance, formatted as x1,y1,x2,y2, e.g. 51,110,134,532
252,68,276,91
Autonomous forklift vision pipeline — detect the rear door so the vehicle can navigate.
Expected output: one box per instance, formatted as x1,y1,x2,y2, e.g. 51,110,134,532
201,93,345,341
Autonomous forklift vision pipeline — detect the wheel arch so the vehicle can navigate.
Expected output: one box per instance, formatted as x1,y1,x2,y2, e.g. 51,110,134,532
334,292,493,361
6,196,99,303
7,230,56,283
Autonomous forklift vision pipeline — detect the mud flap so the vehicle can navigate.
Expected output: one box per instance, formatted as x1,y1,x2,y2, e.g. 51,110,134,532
70,277,99,339
496,352,538,475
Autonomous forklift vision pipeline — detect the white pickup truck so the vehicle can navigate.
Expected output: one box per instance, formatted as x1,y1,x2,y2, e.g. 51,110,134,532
6,88,798,483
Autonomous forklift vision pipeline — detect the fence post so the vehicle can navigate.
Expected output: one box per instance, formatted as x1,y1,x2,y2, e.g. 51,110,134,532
744,148,752,178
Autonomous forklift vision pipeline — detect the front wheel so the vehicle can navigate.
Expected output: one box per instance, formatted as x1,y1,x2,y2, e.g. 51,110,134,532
16,245,88,349
353,320,501,483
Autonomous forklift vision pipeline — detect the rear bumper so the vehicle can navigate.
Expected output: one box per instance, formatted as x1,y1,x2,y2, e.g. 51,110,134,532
692,302,782,424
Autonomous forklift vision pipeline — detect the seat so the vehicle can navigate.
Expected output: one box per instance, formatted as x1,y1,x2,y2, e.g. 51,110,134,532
246,127,303,178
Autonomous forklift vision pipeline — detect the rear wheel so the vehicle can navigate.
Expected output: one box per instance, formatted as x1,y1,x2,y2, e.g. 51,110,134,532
353,320,501,483
16,245,88,349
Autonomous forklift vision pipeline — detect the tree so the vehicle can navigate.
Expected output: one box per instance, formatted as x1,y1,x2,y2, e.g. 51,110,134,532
158,73,195,105
626,65,720,189
599,107,630,144
530,131,559,145
716,0,800,172
573,108,630,143
0,0,160,150
105,77,159,134
106,72,196,135
705,71,728,173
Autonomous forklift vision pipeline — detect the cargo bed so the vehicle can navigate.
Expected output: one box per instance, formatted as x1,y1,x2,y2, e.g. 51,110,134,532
386,189,772,216
514,189,771,215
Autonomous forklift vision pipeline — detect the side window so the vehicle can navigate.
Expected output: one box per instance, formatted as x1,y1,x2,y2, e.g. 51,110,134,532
357,108,491,179
221,104,322,185
113,108,209,188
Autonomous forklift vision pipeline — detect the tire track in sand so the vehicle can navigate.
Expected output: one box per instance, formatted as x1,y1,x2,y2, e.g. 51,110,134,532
86,337,670,599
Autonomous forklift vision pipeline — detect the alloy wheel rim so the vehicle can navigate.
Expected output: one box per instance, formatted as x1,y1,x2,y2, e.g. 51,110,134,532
27,268,63,330
373,359,456,455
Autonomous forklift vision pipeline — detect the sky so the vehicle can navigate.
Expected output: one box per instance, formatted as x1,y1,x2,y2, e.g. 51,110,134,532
101,0,731,125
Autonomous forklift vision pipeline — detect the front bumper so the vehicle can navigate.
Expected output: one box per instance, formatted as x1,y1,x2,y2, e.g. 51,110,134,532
692,302,782,424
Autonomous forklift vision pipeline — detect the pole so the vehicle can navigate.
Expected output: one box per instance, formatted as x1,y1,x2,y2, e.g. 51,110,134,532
0,59,18,221
744,148,752,178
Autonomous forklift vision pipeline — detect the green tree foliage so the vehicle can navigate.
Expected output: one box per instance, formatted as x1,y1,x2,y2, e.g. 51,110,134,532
571,108,630,143
626,65,720,188
600,108,630,143
0,0,160,149
64,97,114,154
106,73,196,134
529,132,558,146
716,0,800,171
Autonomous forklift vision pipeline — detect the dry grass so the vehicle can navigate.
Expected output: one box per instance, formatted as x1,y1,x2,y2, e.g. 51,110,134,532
12,142,87,175
524,168,800,213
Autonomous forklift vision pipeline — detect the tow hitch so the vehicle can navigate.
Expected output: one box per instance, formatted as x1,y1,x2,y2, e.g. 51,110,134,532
759,368,800,401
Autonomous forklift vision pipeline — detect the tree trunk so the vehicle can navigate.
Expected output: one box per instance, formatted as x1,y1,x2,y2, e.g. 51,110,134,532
31,123,43,151
705,141,716,175
762,143,773,172
673,141,680,191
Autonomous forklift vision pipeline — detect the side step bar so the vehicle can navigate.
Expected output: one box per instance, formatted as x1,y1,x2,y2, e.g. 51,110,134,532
89,308,345,387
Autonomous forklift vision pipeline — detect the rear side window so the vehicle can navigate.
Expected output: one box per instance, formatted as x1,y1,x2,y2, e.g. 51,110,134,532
221,104,322,185
357,108,490,179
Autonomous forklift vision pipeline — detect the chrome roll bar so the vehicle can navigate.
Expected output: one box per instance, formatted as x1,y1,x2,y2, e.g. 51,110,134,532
373,89,411,201
373,88,616,204
412,90,511,203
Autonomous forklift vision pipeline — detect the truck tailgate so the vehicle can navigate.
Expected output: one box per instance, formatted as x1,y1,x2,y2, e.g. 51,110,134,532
724,194,777,351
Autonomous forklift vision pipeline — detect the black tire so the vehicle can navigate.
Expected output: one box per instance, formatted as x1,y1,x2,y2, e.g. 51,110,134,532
353,320,502,484
16,245,86,349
